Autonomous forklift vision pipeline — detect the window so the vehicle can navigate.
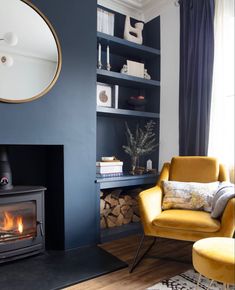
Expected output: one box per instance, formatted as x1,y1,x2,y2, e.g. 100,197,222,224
209,0,234,181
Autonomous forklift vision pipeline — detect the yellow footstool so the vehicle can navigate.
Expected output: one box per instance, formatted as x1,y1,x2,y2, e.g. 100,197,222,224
193,237,235,288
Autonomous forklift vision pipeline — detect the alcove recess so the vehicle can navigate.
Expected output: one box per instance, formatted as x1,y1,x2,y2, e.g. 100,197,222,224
96,6,161,173
96,6,160,242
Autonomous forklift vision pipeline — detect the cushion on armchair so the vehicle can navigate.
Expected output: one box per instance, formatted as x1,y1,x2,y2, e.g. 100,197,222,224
211,182,235,218
162,180,219,212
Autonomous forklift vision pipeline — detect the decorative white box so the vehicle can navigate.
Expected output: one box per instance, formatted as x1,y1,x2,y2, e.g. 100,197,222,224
127,60,145,78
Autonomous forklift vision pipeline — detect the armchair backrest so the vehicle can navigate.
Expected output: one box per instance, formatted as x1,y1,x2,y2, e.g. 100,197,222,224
169,156,222,182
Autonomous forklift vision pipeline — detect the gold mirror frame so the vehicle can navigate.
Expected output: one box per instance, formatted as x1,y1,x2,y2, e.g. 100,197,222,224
0,0,62,103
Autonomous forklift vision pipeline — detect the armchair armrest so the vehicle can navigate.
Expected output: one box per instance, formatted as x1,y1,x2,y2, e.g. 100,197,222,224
220,198,235,237
139,185,163,235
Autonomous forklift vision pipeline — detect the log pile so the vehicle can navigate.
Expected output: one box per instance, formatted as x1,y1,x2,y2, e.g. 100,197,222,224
100,189,141,229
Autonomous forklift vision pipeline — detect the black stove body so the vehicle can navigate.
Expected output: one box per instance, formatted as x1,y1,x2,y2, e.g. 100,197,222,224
0,186,45,263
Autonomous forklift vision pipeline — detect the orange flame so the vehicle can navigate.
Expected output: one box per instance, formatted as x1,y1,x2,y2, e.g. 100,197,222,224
2,212,14,231
1,212,24,234
16,216,23,234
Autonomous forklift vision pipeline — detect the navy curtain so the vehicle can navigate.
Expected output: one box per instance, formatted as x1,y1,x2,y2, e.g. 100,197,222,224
179,0,215,156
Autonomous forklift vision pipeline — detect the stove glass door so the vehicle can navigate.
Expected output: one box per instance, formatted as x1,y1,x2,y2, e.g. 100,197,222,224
0,201,36,243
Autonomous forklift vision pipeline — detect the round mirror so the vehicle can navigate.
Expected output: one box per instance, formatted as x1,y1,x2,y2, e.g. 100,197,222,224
0,0,62,103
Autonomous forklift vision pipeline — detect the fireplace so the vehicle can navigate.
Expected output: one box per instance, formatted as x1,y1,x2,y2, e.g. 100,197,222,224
0,186,45,263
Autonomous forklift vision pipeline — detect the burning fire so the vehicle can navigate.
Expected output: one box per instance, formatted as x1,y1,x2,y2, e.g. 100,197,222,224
2,212,14,230
16,216,23,234
1,212,24,234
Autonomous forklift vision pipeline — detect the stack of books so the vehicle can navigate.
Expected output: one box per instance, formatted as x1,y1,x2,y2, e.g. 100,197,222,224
96,160,123,178
97,8,114,36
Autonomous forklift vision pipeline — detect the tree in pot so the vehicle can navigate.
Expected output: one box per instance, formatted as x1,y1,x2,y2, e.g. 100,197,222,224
122,120,158,175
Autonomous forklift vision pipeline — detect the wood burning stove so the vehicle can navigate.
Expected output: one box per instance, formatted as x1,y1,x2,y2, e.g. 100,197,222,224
0,186,45,263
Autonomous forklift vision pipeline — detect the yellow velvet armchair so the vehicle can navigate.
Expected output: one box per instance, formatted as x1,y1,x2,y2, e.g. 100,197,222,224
130,156,235,272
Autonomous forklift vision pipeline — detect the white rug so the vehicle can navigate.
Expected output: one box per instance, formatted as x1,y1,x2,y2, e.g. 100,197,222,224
148,269,235,290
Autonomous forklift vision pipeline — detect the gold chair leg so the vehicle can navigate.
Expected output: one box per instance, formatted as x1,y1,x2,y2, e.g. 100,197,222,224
207,279,214,290
196,273,201,290
129,234,156,273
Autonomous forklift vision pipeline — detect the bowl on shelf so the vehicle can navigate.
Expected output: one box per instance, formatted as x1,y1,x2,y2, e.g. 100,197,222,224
127,96,146,111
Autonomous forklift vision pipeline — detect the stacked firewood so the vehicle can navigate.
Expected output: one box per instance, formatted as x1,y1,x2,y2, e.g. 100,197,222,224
100,189,141,229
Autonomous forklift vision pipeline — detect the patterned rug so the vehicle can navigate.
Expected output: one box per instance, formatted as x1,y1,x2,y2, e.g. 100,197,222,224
148,269,235,290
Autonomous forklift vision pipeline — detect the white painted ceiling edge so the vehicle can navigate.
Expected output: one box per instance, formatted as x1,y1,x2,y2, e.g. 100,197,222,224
97,0,174,22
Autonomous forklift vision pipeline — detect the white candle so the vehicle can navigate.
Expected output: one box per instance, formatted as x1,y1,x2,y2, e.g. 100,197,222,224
107,45,110,64
98,43,101,63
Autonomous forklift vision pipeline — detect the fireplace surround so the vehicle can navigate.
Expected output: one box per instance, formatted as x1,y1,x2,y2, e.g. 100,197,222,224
4,144,64,250
0,186,46,263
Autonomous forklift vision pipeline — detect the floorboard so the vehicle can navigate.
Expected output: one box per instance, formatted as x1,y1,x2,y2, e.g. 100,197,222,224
65,235,193,290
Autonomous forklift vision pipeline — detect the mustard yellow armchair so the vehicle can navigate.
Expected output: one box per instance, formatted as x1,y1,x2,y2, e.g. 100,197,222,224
130,156,235,272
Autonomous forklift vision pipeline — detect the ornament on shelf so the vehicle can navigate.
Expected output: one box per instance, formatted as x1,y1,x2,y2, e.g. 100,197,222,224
121,64,128,74
124,16,144,45
120,61,152,80
146,159,152,171
144,69,151,80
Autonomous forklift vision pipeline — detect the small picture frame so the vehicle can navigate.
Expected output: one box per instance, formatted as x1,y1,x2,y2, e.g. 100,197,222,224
97,83,112,107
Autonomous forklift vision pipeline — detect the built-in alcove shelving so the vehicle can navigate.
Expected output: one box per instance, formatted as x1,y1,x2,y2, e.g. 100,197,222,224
96,6,160,242
96,13,161,168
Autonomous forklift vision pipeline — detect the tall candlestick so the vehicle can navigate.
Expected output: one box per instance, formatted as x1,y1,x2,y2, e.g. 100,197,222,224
98,43,101,63
98,43,102,69
107,45,110,64
106,45,111,71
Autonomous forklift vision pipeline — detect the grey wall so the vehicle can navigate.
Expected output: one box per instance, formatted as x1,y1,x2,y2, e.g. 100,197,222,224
0,0,98,249
159,4,180,168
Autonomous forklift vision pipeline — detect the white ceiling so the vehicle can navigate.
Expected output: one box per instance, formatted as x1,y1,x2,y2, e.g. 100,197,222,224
98,0,174,22
115,0,152,8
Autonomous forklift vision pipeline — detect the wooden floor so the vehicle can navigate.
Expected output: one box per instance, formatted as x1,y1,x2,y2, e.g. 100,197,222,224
65,235,193,290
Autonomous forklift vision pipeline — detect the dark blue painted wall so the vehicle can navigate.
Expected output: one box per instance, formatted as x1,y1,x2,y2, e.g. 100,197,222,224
0,0,98,249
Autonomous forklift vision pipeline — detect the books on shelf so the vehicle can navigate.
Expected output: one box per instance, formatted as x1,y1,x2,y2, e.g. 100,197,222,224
96,166,123,174
96,172,123,178
97,8,114,36
96,161,123,166
96,161,123,175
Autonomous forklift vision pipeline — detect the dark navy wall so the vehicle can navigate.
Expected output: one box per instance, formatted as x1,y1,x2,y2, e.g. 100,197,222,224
0,0,97,249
